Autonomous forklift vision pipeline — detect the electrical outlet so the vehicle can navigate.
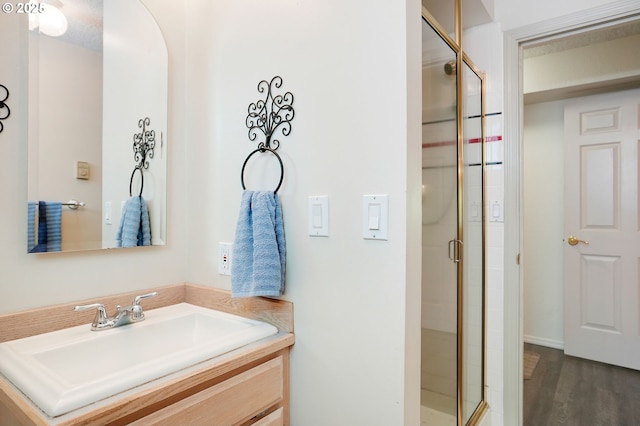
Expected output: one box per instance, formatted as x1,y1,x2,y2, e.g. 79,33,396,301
218,242,233,275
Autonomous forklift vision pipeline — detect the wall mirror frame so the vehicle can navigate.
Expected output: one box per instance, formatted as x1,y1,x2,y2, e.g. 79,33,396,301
421,1,488,425
27,0,168,253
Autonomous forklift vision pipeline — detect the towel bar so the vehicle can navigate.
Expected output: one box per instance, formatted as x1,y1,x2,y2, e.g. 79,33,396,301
63,200,85,210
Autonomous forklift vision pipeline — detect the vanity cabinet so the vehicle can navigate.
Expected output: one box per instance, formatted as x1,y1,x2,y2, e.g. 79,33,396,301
131,354,286,426
0,341,292,426
0,284,294,426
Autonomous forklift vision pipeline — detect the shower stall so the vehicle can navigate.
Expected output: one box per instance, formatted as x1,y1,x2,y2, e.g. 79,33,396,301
420,3,487,425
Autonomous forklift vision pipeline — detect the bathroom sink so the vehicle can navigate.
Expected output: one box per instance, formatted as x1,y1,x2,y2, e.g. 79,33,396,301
0,303,278,417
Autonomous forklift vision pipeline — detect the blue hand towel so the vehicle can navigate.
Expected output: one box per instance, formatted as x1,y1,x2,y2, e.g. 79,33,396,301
27,202,37,252
45,201,62,252
116,196,151,247
138,199,151,246
231,190,286,298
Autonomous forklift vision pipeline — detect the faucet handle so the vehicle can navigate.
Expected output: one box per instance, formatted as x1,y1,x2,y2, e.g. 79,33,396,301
74,303,110,329
133,291,159,306
128,291,158,321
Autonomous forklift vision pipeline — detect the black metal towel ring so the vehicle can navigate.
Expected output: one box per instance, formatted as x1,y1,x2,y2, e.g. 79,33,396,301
241,147,284,193
241,76,294,194
0,84,10,134
130,167,144,197
129,117,155,197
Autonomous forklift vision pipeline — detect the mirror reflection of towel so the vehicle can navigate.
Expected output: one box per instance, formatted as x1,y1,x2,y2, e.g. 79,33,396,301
231,191,286,298
27,202,37,252
45,202,62,251
116,196,151,247
29,201,62,253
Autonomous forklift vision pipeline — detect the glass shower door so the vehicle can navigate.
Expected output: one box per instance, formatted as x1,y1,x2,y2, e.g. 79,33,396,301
461,60,485,424
420,17,459,425
421,9,487,425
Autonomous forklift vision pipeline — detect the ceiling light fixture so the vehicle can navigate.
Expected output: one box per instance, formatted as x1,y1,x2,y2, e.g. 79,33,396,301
29,2,68,37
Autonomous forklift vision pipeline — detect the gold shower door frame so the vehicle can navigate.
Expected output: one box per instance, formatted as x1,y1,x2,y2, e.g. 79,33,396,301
421,2,488,425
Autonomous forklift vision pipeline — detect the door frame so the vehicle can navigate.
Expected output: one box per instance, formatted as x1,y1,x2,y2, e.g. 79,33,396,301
502,1,640,424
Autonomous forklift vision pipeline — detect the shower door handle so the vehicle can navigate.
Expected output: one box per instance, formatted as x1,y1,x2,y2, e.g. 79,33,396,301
448,239,463,263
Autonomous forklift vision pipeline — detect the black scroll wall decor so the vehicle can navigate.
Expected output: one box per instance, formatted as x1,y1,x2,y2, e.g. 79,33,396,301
241,76,295,193
0,84,10,134
130,117,155,196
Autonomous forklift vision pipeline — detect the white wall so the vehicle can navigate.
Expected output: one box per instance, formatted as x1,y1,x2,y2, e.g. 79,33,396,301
184,1,422,424
495,0,626,31
0,0,187,312
523,101,565,349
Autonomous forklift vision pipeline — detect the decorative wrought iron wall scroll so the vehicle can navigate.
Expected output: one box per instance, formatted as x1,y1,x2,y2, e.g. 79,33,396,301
241,76,295,193
130,117,156,196
0,84,10,134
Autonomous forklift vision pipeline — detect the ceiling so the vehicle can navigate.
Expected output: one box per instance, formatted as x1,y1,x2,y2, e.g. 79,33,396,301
524,19,640,58
42,0,103,51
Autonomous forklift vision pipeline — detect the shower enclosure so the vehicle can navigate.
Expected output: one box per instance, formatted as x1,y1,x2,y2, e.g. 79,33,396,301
420,3,487,425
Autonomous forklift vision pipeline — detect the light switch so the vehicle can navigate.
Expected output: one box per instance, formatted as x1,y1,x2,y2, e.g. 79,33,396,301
308,196,329,237
490,199,503,222
469,201,481,222
312,204,323,228
363,195,388,240
105,201,112,225
368,204,381,230
76,161,89,180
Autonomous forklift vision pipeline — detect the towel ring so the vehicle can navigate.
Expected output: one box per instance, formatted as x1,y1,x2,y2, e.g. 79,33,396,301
240,147,284,193
129,167,144,197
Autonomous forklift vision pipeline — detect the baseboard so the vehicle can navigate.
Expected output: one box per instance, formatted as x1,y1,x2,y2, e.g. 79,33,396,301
523,335,564,350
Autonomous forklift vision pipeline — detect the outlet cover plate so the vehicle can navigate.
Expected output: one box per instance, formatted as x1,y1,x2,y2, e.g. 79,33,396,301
218,242,233,275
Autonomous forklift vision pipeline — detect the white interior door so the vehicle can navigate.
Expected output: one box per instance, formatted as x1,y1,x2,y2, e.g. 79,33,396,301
564,88,640,370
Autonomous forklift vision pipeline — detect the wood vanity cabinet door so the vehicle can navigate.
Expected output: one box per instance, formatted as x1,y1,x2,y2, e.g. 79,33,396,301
131,356,284,425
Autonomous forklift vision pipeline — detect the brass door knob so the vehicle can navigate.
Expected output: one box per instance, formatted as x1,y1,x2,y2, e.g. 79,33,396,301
567,236,589,246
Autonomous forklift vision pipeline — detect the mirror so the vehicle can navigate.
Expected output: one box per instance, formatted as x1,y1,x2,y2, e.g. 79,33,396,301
27,0,167,253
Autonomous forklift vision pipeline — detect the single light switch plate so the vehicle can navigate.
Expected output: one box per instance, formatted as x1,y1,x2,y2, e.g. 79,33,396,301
363,194,388,240
308,195,329,237
104,201,112,225
469,201,482,222
75,161,89,180
218,242,233,275
490,199,503,222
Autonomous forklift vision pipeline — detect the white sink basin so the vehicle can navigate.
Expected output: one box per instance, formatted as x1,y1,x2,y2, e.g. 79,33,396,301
0,303,278,417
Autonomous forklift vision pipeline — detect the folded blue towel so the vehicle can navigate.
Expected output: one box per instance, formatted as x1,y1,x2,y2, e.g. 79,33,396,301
45,202,62,252
116,196,151,247
27,202,37,252
231,191,286,298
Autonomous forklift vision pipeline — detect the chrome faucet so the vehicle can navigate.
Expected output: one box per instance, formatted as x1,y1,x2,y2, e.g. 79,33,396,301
74,292,159,331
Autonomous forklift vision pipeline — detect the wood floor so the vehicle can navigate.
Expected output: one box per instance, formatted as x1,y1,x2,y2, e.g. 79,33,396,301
523,343,640,425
